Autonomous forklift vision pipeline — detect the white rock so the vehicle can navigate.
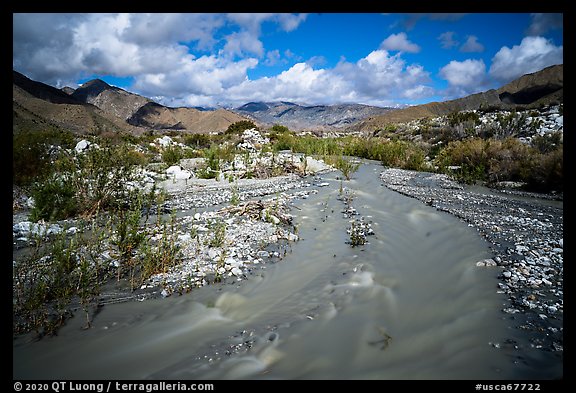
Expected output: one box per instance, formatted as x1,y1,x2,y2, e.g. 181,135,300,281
166,165,183,175
503,271,512,278
178,234,192,243
476,258,497,267
194,213,201,220
231,267,243,276
174,170,192,180
286,233,299,242
26,196,35,209
156,136,173,147
208,249,221,261
74,139,90,153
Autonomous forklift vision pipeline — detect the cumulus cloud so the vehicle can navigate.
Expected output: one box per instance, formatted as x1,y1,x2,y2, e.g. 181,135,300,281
489,36,563,82
439,59,488,98
264,50,281,66
12,13,306,87
223,31,265,57
380,33,421,53
526,13,563,36
223,49,433,107
438,31,459,49
460,35,484,53
440,59,486,86
222,13,307,57
121,13,224,50
13,13,433,107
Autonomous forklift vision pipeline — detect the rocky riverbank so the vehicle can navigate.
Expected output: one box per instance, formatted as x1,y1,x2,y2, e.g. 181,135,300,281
379,168,563,358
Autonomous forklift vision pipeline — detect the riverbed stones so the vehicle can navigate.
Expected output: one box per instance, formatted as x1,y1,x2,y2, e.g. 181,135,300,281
476,258,497,267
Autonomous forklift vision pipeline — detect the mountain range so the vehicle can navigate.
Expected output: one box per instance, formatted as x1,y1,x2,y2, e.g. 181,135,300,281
352,64,563,131
13,63,562,136
232,101,395,131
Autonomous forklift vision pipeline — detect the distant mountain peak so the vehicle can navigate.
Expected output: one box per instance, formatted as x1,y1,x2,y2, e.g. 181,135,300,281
73,78,118,98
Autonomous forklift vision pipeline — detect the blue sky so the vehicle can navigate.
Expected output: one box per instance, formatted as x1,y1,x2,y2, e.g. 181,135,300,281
13,13,563,108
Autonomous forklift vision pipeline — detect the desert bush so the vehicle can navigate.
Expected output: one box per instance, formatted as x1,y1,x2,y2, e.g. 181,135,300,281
435,136,562,191
447,110,481,127
139,213,182,283
184,133,212,148
30,144,144,221
270,124,290,134
161,145,183,166
225,120,258,135
531,132,562,154
524,147,563,192
13,228,110,336
13,129,75,186
325,155,360,180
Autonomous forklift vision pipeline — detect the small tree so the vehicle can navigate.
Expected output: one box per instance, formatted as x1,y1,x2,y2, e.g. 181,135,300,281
225,120,258,135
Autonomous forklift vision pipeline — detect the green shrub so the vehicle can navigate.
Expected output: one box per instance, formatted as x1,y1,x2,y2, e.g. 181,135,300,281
531,132,562,154
329,156,360,180
30,173,78,221
184,133,212,148
270,124,290,134
524,147,563,192
13,129,75,186
161,146,183,166
30,144,143,221
225,120,257,135
447,111,481,127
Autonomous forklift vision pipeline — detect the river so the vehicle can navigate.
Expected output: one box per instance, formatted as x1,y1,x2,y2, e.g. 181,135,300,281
13,162,541,379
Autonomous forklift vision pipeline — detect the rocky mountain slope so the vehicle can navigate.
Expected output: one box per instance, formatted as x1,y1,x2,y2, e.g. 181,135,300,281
13,71,251,135
71,79,153,121
127,102,247,132
13,71,143,135
232,101,394,131
353,64,563,131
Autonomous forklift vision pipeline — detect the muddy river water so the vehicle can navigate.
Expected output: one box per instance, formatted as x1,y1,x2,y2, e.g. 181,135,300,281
13,162,557,379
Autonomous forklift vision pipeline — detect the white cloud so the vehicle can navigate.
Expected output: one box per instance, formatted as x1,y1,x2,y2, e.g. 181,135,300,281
222,13,307,57
305,55,327,67
13,13,431,107
440,59,486,87
489,36,563,82
438,31,459,49
223,31,265,57
460,35,484,53
226,13,307,33
439,59,489,98
223,50,433,107
132,56,258,101
526,13,563,36
276,14,308,32
380,33,421,53
264,50,281,66
121,13,224,50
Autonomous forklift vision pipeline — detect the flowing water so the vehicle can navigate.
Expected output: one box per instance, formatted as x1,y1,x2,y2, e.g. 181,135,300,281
13,162,546,379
